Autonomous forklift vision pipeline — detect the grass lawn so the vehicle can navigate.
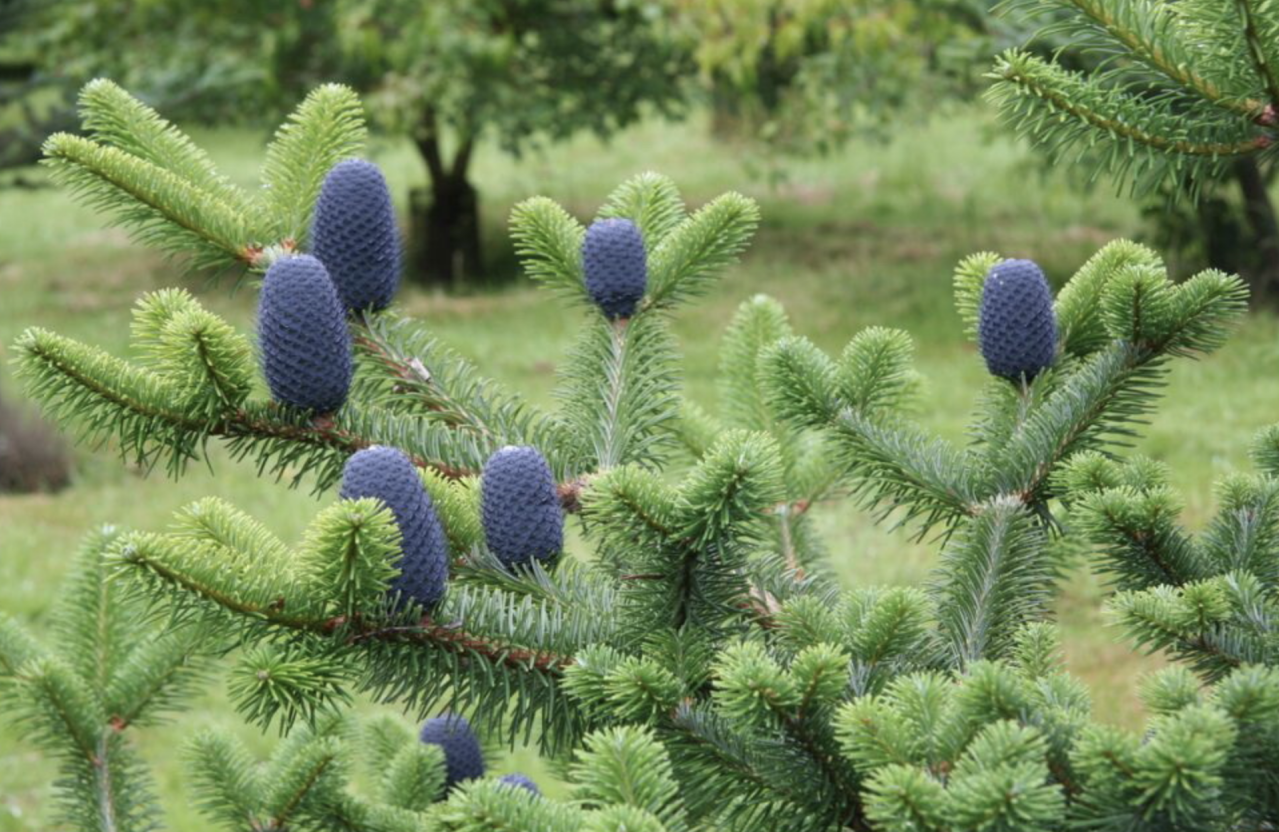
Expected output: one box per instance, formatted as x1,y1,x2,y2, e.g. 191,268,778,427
3,104,1278,829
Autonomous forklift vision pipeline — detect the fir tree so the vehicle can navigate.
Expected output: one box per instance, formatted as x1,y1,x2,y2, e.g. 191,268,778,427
987,0,1279,296
988,0,1279,193
8,80,1279,831
0,533,693,831
1058,435,1279,679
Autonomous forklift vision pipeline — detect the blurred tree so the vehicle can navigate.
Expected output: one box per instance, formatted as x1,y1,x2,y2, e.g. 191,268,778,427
0,0,73,172
333,0,689,286
666,0,989,156
0,383,70,493
0,0,332,171
2,0,689,287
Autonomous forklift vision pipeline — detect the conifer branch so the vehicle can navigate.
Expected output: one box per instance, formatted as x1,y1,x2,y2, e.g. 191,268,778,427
1236,0,1279,112
645,193,761,311
77,78,253,212
991,52,1269,158
1008,0,1263,114
991,0,1279,193
42,133,255,269
558,312,681,473
18,89,1279,827
934,500,1054,665
599,319,636,470
259,83,367,248
597,172,688,249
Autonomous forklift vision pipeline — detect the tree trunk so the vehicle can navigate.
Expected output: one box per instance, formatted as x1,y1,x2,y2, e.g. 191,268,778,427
409,132,482,288
1234,157,1279,302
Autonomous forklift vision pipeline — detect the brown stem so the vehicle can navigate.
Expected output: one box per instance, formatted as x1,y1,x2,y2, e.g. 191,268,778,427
1234,157,1279,301
347,615,575,673
268,754,337,829
414,111,446,185
131,540,576,676
450,135,474,180
212,410,475,481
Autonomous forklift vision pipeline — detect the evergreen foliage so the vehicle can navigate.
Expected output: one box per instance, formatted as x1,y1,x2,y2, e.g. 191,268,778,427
9,81,1279,830
0,532,705,831
0,528,208,832
988,0,1279,195
1058,438,1279,680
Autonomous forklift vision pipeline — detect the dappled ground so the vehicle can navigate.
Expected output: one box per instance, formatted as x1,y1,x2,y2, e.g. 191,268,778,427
3,106,1279,829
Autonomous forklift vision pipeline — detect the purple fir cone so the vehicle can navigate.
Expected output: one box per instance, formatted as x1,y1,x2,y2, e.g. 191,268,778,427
258,255,353,413
481,446,563,567
340,446,449,608
978,258,1057,381
419,714,485,790
498,773,540,795
311,159,401,312
583,218,647,319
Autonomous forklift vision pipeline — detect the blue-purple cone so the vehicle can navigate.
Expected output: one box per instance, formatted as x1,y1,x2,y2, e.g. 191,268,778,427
583,218,646,319
311,159,401,312
340,446,449,608
481,446,563,567
498,773,540,795
258,255,353,413
978,259,1057,381
419,714,484,790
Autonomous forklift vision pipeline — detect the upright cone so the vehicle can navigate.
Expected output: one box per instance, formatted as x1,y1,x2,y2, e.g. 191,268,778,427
481,446,563,567
419,714,485,790
978,258,1057,381
311,159,401,312
258,255,353,413
583,218,647,319
340,446,449,608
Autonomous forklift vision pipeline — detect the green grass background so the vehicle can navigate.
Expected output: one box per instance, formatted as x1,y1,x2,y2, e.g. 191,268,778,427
3,106,1279,829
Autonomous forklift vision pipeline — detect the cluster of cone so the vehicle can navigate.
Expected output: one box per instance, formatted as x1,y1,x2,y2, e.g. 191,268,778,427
258,159,400,413
339,443,564,610
258,172,692,611
259,167,654,415
261,164,563,795
978,258,1058,382
418,713,539,795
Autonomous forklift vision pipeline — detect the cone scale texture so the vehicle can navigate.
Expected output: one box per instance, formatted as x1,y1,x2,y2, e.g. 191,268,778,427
340,446,449,608
258,255,353,413
498,773,540,795
481,446,563,567
419,714,485,789
582,218,647,319
311,159,401,312
978,259,1057,381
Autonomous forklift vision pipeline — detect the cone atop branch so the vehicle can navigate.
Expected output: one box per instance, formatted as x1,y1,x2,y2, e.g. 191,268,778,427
311,159,401,312
978,258,1057,382
339,445,449,608
420,714,485,791
481,445,564,567
583,218,647,319
258,254,353,413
